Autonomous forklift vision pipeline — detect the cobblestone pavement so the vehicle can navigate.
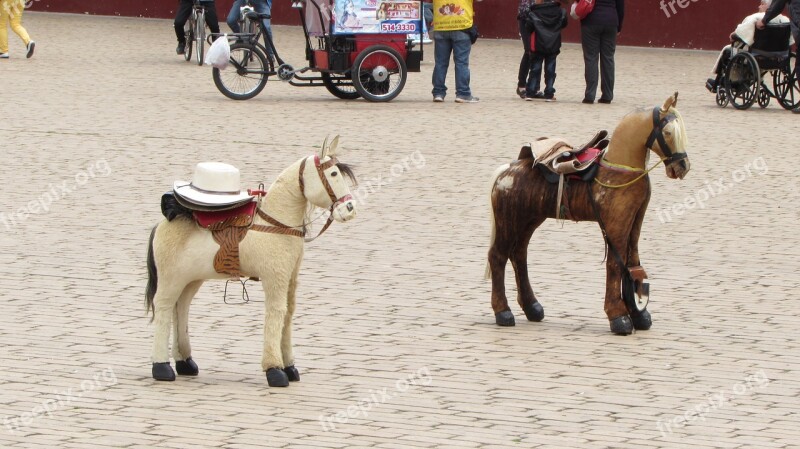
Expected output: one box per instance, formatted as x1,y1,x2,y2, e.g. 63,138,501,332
1,12,799,449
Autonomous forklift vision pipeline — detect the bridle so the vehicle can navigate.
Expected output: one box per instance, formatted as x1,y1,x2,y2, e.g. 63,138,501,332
645,106,688,169
251,155,353,242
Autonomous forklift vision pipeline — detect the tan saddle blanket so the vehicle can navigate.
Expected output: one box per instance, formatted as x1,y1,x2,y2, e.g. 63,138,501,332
519,130,609,175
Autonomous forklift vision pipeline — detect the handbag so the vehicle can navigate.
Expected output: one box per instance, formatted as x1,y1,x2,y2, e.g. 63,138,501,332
570,0,595,20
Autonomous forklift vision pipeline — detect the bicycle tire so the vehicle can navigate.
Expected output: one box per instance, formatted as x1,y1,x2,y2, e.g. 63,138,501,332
213,43,269,100
196,9,205,66
184,19,194,62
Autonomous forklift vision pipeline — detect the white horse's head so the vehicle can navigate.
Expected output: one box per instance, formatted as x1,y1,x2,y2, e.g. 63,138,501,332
302,135,357,222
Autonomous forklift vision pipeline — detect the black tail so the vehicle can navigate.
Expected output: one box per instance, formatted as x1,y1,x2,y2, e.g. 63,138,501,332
145,225,158,321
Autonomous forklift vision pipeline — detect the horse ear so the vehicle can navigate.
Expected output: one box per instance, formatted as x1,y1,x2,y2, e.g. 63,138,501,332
661,92,678,112
320,135,330,158
328,135,340,156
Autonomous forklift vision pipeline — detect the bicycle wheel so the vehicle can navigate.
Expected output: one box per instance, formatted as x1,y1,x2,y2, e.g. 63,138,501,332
351,45,407,102
322,72,360,100
213,43,269,100
184,19,194,62
774,53,800,110
196,9,205,65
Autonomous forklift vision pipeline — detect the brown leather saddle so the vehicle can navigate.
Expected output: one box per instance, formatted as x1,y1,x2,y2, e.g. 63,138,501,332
161,191,258,278
519,130,610,183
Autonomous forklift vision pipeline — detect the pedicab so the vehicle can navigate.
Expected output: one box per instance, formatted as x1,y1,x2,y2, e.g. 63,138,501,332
212,0,427,101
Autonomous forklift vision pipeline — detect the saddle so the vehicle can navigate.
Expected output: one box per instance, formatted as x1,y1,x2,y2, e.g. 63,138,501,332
162,191,258,278
518,130,610,220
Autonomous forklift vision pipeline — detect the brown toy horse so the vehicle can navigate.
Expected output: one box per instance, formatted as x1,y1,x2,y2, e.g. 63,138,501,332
486,92,690,335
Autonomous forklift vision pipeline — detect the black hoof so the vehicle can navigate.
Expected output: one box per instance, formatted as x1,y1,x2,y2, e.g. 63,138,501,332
609,315,634,335
631,309,652,331
283,365,300,382
152,362,176,381
266,367,290,387
523,302,545,322
175,357,199,376
495,310,516,327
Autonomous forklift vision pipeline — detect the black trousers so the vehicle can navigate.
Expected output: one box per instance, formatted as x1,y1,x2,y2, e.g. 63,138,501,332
174,0,220,44
517,18,535,88
581,24,617,102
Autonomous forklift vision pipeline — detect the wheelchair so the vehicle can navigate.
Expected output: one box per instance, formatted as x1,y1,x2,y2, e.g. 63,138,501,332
716,23,799,110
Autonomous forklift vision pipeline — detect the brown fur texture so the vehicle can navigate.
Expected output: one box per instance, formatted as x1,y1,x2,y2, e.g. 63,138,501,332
486,93,690,330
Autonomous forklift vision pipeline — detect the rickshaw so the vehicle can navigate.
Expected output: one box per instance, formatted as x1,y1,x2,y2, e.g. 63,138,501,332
212,0,425,102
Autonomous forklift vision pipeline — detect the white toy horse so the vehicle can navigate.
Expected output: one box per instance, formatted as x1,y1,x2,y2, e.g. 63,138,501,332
145,136,357,387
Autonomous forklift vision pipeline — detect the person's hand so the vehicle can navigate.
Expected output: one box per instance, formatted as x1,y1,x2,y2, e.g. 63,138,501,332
729,32,736,41
756,19,766,30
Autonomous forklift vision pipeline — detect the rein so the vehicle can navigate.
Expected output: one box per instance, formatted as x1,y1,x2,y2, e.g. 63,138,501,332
594,157,665,189
251,155,351,242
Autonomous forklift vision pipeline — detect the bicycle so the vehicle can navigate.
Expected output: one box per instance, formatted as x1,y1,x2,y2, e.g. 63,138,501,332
184,0,209,66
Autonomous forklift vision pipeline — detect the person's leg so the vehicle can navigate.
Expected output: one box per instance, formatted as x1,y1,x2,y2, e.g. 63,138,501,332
517,19,533,94
174,0,192,45
452,30,473,99
432,31,454,99
9,10,30,46
0,7,10,55
253,0,274,55
544,54,557,98
203,1,221,34
794,42,800,113
527,52,544,97
598,26,617,102
227,0,244,33
581,24,601,102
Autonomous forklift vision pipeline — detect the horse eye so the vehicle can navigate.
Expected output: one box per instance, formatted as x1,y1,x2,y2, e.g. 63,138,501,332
331,171,339,177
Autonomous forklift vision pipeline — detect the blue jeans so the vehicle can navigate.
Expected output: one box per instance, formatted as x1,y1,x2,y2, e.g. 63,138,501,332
527,52,557,97
432,30,472,98
227,0,273,53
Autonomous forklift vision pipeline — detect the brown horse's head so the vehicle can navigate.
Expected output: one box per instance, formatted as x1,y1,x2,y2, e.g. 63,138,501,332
651,92,691,180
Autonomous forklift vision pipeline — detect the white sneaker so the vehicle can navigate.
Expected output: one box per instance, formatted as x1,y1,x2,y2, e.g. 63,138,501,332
0,53,9,59
26,41,35,58
433,95,444,102
455,96,479,103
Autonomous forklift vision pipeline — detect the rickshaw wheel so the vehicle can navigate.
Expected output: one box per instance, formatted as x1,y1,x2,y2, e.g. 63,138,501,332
212,43,269,100
351,45,407,102
322,73,360,100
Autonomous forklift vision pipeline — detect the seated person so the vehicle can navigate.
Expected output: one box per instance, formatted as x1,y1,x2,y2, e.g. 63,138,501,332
707,0,792,92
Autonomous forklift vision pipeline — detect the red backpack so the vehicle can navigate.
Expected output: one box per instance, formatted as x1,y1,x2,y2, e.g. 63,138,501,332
570,0,595,20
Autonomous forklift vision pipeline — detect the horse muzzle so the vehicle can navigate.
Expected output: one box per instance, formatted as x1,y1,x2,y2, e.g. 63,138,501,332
331,196,357,222
666,156,690,180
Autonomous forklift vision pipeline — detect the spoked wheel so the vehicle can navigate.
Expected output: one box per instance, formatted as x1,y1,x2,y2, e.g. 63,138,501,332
351,45,407,102
322,72,360,99
725,52,760,110
758,82,771,108
213,43,268,100
184,20,194,62
195,10,205,66
774,53,800,110
716,87,729,108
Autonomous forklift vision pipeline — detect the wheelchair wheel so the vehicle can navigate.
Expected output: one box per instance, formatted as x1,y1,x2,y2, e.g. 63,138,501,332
716,87,729,108
725,52,760,110
773,53,800,110
758,83,771,108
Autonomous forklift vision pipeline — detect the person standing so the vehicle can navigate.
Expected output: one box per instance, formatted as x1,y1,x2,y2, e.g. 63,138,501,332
516,0,536,98
579,0,624,104
758,0,800,113
0,0,35,59
174,0,221,55
431,0,482,103
525,0,568,101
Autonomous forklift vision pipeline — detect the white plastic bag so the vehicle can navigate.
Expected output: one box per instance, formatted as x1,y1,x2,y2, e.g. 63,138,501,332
205,34,230,69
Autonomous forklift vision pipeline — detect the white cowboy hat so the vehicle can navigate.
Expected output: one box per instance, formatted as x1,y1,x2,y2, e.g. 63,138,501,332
173,162,254,206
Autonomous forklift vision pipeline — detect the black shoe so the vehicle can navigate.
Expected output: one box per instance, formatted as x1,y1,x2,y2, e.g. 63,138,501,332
582,98,594,104
525,92,545,101
793,106,800,114
516,86,526,99
706,78,718,93
598,98,612,104
176,43,185,55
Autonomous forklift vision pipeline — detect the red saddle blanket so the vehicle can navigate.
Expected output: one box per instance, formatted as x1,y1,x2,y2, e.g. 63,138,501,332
193,201,257,229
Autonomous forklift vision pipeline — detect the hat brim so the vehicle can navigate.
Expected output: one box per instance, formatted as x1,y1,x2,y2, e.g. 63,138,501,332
173,181,254,206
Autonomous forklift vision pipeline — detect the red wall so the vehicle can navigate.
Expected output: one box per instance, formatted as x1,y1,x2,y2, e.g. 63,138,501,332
29,0,763,50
